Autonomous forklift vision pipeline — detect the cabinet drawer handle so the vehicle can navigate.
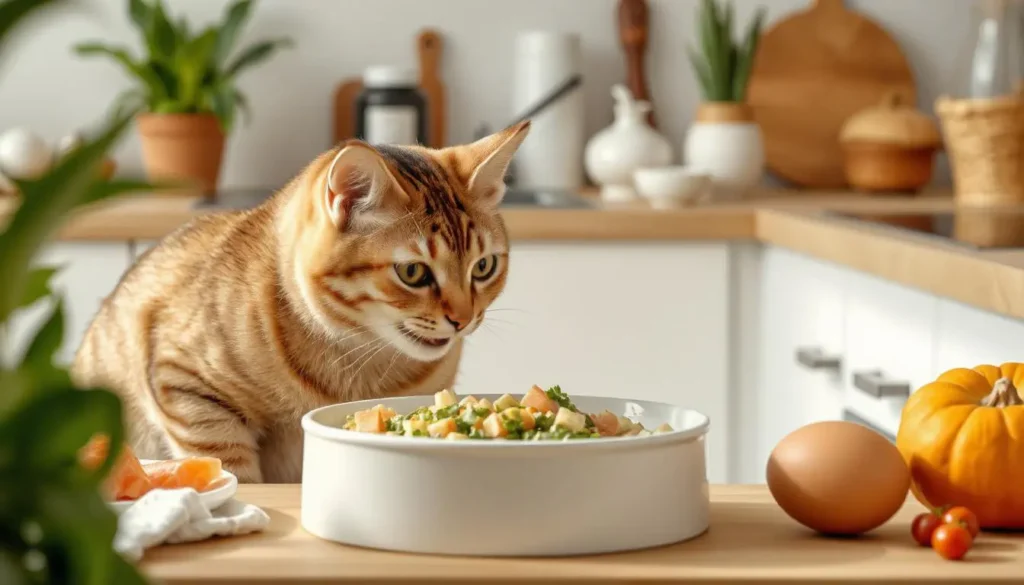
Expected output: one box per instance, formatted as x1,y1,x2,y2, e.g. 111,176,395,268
852,370,910,399
795,347,842,370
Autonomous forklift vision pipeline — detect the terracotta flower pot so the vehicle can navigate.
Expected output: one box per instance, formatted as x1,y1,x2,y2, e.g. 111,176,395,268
137,113,225,195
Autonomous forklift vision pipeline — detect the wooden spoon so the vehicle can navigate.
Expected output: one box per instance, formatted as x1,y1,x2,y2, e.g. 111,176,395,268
618,0,655,127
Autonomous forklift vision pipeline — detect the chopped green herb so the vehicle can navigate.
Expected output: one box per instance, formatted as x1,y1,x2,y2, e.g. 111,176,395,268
455,418,474,435
435,404,460,419
545,385,578,411
501,416,524,434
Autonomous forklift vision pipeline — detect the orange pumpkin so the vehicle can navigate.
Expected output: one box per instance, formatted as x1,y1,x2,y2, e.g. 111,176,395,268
896,363,1024,529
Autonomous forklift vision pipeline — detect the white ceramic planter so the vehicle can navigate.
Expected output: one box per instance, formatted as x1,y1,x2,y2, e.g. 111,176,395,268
684,120,764,197
301,394,711,556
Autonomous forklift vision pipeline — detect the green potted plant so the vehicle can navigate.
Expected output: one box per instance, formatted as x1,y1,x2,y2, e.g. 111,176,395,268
2,1,161,582
683,0,767,196
73,0,291,195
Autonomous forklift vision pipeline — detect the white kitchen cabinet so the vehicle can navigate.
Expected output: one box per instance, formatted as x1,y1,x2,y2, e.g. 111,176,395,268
840,269,938,439
3,242,132,367
744,248,846,483
457,242,732,483
934,299,1024,372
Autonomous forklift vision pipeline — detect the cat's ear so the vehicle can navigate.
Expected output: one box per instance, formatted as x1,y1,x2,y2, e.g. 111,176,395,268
323,141,407,229
465,121,531,208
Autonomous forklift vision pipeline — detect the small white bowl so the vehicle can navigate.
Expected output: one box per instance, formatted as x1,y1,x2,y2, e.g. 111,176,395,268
633,166,712,209
106,460,239,515
301,394,711,556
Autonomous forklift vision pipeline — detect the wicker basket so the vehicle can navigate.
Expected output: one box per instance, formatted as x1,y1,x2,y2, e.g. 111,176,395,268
936,90,1024,206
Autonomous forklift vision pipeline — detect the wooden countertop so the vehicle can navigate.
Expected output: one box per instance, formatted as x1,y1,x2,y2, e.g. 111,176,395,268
141,484,1024,584
7,189,1024,320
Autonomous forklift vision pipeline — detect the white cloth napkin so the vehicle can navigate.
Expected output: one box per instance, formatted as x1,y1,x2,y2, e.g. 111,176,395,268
113,488,271,562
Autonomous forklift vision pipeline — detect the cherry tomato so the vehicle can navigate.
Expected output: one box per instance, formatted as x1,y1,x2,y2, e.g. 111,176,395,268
911,512,943,547
932,523,973,560
942,506,980,539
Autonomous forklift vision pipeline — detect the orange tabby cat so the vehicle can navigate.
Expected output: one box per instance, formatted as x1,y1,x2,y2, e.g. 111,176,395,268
71,122,530,484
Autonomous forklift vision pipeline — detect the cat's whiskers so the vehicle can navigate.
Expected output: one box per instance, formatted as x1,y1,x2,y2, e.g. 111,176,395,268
340,337,388,372
347,338,394,382
330,334,383,369
479,321,507,344
480,316,516,328
377,348,403,390
486,307,529,315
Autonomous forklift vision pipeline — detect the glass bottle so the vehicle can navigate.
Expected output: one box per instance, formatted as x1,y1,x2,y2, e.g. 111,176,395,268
951,0,1024,99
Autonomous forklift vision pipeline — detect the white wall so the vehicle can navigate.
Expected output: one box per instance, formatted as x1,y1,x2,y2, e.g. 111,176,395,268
0,0,970,190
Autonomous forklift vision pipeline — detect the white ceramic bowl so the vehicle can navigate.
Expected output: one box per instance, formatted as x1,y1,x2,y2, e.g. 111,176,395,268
300,394,711,556
633,166,711,209
107,460,239,514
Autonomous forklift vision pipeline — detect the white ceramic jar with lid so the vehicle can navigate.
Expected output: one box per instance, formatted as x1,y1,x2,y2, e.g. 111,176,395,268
356,66,427,146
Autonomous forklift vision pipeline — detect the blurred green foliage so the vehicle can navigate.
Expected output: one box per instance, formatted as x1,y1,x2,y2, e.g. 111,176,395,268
1,1,160,583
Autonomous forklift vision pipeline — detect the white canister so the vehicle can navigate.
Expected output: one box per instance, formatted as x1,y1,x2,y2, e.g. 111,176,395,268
512,31,585,191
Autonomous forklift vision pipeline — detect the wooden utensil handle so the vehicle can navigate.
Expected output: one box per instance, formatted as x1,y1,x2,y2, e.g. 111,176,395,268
417,29,446,148
626,52,649,99
618,0,655,127
418,30,441,79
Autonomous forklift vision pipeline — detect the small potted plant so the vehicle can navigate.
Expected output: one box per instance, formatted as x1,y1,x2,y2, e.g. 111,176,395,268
683,0,766,197
74,0,291,195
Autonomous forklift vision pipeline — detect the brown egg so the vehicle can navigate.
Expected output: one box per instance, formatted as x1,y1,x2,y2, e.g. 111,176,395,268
766,420,910,535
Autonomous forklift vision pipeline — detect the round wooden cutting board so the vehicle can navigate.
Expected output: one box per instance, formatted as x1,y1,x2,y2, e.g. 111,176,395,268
746,0,916,189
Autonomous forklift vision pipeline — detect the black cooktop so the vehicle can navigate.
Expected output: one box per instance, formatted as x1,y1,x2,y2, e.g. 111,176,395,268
827,209,1024,250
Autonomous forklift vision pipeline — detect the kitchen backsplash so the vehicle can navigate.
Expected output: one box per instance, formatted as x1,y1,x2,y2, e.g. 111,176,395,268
0,0,969,189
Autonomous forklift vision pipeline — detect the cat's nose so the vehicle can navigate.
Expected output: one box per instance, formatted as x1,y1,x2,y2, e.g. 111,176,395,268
444,315,467,332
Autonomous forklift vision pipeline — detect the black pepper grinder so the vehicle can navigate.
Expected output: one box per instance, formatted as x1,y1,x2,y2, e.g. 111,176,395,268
355,66,427,146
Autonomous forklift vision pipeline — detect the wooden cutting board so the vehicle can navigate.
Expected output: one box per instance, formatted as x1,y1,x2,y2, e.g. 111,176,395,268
332,28,446,148
746,0,916,189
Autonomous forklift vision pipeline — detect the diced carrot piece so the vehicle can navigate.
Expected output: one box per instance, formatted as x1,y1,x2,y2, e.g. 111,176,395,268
144,457,223,492
79,434,153,501
521,385,559,413
482,413,507,438
371,404,397,419
591,411,621,436
354,409,386,432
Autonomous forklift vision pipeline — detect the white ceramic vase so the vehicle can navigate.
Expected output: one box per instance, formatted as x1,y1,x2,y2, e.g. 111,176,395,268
683,103,764,198
584,84,673,202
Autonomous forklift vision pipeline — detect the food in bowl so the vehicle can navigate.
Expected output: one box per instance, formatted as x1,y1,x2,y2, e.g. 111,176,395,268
343,385,674,441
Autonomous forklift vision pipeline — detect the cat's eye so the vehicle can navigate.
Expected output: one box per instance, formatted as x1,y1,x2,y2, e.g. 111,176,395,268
471,255,499,281
395,262,434,287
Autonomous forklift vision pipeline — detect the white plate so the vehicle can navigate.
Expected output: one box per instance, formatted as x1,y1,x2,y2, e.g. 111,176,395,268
106,460,238,515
